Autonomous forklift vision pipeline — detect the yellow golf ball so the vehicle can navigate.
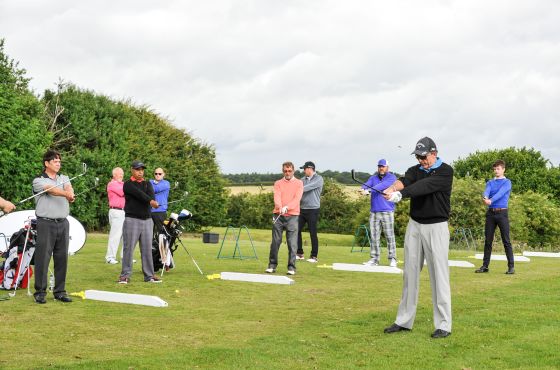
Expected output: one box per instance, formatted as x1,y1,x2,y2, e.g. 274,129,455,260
175,290,180,293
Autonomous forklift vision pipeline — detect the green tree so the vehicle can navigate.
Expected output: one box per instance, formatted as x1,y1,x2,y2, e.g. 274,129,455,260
41,84,227,230
0,39,51,206
453,147,559,201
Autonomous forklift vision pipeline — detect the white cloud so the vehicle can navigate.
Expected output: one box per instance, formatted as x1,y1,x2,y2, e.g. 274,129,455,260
2,0,560,174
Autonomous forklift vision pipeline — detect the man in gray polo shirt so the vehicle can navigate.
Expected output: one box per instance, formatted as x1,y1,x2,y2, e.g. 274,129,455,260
296,161,324,263
32,150,75,304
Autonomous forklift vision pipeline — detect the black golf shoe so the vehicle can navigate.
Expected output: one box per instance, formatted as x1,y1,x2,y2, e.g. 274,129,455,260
383,323,411,334
505,267,515,275
475,266,489,273
54,295,73,303
34,295,46,304
431,329,451,338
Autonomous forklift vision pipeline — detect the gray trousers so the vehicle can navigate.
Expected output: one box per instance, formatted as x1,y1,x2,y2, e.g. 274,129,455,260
395,219,452,332
34,218,69,298
369,211,397,261
268,215,298,271
120,217,156,281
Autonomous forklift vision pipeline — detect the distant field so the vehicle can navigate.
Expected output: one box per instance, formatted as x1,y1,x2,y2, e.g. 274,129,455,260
227,184,362,199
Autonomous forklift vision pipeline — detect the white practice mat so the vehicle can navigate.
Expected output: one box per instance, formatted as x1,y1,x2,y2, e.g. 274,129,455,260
220,272,295,285
522,251,560,258
474,254,530,262
332,263,403,274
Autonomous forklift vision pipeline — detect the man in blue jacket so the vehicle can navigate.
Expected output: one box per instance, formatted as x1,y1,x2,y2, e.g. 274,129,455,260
150,167,170,234
475,160,514,275
360,159,398,267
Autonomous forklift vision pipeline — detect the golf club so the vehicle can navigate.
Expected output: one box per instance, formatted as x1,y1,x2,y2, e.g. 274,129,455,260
176,237,203,275
167,191,189,205
350,169,384,194
0,163,88,217
8,222,32,298
74,176,100,197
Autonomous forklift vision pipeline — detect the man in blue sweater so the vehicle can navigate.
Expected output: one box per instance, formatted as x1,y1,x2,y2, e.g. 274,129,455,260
150,167,170,235
475,160,514,275
360,159,398,267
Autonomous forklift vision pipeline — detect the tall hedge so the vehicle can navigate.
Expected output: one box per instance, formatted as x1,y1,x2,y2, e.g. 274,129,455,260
0,40,51,205
41,84,228,230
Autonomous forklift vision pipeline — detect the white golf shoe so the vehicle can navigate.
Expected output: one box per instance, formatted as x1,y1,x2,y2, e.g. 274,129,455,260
363,259,379,266
390,259,398,268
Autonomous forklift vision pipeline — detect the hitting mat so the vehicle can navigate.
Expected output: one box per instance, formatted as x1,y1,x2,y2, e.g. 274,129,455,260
474,254,530,262
522,251,560,258
332,263,403,274
216,272,295,285
71,290,168,307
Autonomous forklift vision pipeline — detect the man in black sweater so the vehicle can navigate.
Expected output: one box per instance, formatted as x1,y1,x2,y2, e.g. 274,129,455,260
118,160,161,284
382,137,453,339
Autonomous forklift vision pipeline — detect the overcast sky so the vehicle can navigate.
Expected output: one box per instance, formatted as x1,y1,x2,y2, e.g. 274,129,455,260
1,0,559,174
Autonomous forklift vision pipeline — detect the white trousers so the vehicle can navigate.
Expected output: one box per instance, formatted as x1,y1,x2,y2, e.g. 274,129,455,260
395,219,452,332
105,209,125,261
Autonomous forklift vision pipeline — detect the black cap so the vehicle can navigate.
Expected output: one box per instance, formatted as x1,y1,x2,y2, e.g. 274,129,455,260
411,137,437,156
300,161,315,170
131,160,146,169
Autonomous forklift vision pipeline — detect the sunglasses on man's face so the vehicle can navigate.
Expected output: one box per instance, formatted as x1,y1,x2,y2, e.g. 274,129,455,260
283,169,294,173
154,173,163,175
415,154,428,160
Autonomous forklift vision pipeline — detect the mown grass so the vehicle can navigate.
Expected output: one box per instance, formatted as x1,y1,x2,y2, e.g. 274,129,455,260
1,228,558,369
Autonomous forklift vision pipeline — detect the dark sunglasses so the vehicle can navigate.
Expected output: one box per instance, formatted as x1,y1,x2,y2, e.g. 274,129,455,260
415,154,427,160
283,169,294,173
154,173,163,175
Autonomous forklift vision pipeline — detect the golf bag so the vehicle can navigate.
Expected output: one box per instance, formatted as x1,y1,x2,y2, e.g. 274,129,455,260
0,219,37,290
152,209,192,272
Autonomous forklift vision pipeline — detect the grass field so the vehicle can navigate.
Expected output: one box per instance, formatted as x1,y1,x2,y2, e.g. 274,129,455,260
1,228,559,369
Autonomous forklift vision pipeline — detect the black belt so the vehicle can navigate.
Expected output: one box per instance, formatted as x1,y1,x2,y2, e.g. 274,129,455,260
489,208,508,213
110,207,124,210
37,217,67,222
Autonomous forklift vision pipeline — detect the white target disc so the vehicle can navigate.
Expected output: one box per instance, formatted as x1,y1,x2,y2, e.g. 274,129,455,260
0,210,87,254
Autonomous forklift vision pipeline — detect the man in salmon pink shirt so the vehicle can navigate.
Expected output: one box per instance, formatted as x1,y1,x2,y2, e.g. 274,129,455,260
266,161,303,276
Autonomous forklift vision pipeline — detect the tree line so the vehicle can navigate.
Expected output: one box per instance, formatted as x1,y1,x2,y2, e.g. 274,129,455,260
223,170,375,185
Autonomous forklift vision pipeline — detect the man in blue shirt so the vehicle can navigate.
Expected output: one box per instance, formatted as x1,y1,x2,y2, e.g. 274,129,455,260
150,167,170,235
360,159,398,267
475,160,514,275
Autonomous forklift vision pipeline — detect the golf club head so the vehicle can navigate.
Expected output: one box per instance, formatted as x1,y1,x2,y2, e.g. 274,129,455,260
94,177,100,186
174,181,179,189
82,163,88,174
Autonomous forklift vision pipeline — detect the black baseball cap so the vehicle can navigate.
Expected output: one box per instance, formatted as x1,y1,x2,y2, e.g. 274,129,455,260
300,161,315,170
411,137,437,156
131,160,146,169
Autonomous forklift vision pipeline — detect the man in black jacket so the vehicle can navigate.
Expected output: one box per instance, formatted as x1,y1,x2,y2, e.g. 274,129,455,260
118,160,161,284
382,137,453,339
